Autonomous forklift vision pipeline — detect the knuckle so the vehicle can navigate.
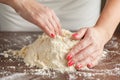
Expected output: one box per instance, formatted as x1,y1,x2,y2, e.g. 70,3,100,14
45,9,53,16
32,13,40,19
72,58,77,62
93,43,99,50
50,9,55,13
89,55,96,61
73,56,80,62
47,10,51,15
88,28,92,32
70,47,77,54
33,13,45,20
80,53,87,59
82,49,88,54
32,15,42,24
88,35,93,41
82,53,87,58
70,49,76,55
73,47,79,53
78,43,84,49
84,59,90,65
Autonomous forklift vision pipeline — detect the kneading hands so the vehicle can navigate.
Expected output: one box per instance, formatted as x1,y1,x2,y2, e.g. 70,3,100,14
0,0,62,38
66,0,120,70
66,27,107,70
0,0,120,70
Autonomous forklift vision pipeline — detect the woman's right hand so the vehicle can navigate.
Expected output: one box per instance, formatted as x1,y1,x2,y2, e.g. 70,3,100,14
8,0,62,38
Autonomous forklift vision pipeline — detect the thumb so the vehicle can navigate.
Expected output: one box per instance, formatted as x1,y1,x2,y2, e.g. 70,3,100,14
72,28,88,40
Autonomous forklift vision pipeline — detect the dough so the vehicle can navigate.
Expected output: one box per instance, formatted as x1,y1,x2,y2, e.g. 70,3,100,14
16,29,79,72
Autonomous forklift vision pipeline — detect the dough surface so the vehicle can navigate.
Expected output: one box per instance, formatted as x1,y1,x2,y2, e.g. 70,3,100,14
16,29,79,72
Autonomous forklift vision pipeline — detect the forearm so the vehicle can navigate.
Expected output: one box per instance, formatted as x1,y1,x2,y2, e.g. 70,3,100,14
0,0,27,10
0,0,15,5
95,0,120,39
0,0,8,4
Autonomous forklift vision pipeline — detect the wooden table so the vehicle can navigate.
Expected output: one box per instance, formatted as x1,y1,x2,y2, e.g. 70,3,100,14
0,31,120,80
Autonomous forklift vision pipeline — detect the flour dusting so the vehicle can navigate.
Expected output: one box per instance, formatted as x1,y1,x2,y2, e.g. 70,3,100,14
3,29,109,73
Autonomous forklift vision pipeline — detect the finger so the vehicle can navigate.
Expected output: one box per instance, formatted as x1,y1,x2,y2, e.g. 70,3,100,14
87,57,100,69
75,51,101,70
72,28,87,40
75,56,100,70
45,19,56,38
51,10,62,35
87,51,102,68
67,43,94,67
47,9,61,35
75,57,92,70
48,17,59,35
72,43,95,62
66,35,92,61
41,8,58,37
36,17,55,38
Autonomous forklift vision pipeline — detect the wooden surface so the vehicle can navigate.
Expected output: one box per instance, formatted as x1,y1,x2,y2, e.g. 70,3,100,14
0,31,120,80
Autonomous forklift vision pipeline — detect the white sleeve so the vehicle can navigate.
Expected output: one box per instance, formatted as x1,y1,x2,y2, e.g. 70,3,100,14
0,0,101,31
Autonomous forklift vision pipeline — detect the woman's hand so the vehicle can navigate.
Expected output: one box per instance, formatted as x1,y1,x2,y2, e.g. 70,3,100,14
66,27,110,70
8,0,62,38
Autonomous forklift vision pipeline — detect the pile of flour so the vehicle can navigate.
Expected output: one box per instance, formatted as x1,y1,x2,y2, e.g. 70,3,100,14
11,29,79,72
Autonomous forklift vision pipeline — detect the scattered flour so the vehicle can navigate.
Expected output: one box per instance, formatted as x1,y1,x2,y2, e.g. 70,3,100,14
0,73,26,80
6,30,79,72
0,67,120,80
3,29,108,72
0,31,119,80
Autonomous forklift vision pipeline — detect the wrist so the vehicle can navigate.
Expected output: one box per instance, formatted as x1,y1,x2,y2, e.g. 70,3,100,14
8,0,24,10
0,0,16,5
1,0,28,12
0,0,10,4
94,26,113,44
0,0,19,10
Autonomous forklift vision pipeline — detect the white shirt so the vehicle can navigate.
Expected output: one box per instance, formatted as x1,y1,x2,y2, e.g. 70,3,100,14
0,0,101,31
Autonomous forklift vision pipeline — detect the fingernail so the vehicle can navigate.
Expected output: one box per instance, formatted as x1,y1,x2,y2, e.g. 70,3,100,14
76,64,82,70
87,63,93,68
66,54,72,61
68,60,75,66
72,33,78,38
50,33,55,38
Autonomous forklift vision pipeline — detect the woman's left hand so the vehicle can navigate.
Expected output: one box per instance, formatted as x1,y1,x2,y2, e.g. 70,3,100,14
66,27,110,70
